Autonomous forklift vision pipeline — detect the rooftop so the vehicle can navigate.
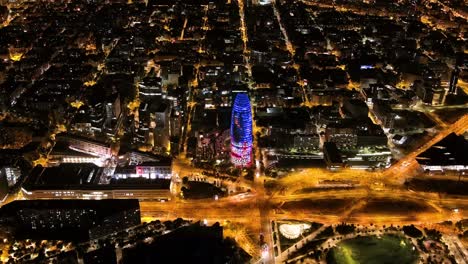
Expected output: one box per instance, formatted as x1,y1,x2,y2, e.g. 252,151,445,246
27,163,102,187
416,133,468,167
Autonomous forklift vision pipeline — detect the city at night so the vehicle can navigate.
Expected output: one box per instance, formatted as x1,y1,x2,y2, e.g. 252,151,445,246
0,0,467,263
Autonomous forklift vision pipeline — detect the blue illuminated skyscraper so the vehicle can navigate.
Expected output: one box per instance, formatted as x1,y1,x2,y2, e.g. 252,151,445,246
230,93,253,167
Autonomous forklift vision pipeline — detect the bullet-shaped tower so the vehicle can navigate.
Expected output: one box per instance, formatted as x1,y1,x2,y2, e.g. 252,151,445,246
230,93,253,167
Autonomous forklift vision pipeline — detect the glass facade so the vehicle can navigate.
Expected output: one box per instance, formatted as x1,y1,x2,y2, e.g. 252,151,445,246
230,93,253,167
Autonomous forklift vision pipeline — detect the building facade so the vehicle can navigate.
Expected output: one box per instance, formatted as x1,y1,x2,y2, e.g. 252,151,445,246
230,93,253,167
0,199,140,241
59,135,113,158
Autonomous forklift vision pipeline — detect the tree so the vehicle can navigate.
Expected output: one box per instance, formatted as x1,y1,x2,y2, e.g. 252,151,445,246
403,225,423,238
36,250,45,262
424,228,442,241
336,223,356,235
316,226,334,239
174,218,185,228
182,176,189,185
163,220,174,230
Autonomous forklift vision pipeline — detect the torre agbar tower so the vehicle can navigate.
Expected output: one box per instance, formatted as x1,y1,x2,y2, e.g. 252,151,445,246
230,93,253,167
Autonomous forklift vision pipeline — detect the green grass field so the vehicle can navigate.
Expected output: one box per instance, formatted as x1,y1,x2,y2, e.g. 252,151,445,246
327,235,419,264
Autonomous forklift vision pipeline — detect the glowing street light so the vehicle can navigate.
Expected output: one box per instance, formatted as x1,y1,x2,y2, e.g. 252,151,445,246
261,244,269,259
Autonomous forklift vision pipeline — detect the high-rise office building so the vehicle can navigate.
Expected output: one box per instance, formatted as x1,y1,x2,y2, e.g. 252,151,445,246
449,52,466,94
230,93,253,167
449,68,459,95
